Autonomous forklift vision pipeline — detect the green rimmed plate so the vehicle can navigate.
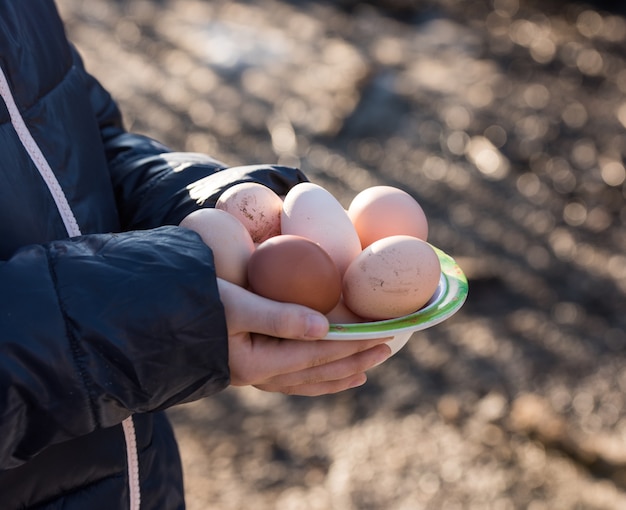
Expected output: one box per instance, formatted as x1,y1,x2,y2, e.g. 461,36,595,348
324,247,468,353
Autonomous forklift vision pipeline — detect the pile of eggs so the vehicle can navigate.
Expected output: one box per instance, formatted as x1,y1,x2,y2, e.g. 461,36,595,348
179,182,441,323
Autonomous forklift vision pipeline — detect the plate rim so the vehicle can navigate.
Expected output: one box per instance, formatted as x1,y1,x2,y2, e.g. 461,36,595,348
324,246,468,340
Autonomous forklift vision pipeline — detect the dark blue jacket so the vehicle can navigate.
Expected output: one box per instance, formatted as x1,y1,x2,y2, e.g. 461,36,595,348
0,1,307,508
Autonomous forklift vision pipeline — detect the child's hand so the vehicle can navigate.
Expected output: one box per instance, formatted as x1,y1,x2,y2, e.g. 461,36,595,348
217,279,392,396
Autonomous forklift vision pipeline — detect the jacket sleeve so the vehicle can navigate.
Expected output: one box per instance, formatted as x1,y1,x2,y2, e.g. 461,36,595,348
74,47,309,230
0,226,229,469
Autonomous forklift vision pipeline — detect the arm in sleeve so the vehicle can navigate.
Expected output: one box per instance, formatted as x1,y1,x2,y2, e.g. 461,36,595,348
74,47,309,231
0,226,229,469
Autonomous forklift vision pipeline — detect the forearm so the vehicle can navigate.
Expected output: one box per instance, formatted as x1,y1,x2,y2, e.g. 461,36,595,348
104,130,309,231
0,226,229,468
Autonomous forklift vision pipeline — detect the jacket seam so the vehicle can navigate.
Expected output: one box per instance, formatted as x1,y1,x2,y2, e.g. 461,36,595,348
45,246,101,430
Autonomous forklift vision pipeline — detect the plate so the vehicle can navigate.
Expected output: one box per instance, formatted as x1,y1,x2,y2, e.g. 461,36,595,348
324,247,468,354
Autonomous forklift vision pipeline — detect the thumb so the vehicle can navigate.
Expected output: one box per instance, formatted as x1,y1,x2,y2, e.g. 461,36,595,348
217,278,329,340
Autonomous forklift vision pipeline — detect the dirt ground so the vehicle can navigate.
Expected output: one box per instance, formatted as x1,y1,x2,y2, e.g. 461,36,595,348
57,0,626,508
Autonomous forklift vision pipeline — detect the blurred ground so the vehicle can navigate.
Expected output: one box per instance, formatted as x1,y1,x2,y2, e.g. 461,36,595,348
57,0,626,508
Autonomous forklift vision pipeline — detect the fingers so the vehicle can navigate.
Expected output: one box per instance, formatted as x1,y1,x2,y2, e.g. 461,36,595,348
217,278,329,339
255,342,392,395
228,332,392,388
219,277,394,397
233,335,391,385
260,307,329,340
255,373,368,397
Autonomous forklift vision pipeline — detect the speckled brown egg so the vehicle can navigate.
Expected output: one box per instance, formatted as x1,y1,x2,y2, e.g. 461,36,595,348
216,182,283,243
342,235,441,320
247,234,342,313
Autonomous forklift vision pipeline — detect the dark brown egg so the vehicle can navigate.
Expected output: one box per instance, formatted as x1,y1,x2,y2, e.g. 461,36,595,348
247,234,342,313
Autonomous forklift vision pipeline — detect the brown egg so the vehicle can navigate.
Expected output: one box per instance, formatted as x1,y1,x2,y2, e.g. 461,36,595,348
247,234,342,313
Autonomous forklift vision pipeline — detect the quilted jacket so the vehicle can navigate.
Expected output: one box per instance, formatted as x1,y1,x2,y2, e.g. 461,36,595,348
0,1,307,508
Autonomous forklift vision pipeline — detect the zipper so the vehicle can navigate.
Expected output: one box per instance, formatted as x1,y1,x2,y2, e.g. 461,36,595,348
122,415,142,510
0,65,81,237
0,64,141,509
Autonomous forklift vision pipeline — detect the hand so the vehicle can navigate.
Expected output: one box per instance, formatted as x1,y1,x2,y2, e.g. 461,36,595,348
217,279,392,396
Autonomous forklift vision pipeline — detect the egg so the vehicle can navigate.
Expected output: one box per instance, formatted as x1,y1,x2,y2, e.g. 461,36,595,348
215,182,283,243
179,208,255,287
247,234,342,314
326,298,366,324
281,182,361,275
342,235,441,320
348,186,429,248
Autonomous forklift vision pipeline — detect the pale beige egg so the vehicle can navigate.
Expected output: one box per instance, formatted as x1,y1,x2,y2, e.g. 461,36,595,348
180,208,255,287
325,298,366,324
342,235,441,320
281,182,361,276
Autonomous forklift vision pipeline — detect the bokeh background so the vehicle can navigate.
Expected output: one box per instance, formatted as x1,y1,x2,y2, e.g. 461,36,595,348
57,0,626,508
